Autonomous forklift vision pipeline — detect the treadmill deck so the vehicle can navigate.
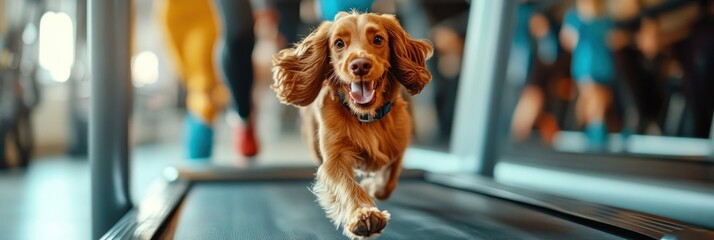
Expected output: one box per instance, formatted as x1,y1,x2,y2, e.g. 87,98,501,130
172,180,621,240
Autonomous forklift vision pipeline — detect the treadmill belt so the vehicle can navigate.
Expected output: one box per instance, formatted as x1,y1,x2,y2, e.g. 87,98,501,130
173,180,621,240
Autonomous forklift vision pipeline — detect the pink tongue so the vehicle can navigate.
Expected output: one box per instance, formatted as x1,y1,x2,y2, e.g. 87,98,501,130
348,81,375,104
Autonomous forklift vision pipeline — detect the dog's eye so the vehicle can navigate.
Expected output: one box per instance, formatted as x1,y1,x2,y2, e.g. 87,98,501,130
334,39,345,49
373,35,384,46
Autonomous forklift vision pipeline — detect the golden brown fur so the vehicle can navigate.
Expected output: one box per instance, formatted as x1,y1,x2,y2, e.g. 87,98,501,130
272,11,432,239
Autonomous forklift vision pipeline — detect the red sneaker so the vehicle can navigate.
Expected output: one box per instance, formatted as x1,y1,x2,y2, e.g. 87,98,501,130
538,113,560,145
236,121,259,157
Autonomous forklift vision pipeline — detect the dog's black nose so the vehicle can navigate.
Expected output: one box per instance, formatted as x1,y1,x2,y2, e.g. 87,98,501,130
349,58,372,76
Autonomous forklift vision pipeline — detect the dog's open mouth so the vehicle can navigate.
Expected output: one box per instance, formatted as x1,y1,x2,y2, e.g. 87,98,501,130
348,80,376,105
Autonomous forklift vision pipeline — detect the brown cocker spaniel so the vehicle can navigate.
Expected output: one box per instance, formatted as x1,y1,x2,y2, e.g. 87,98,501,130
272,11,433,239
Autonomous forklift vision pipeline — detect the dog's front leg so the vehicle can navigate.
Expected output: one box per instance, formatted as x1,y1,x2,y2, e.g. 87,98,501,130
313,149,390,239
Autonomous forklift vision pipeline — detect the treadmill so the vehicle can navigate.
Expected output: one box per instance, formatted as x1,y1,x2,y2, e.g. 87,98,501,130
98,166,714,240
88,1,714,239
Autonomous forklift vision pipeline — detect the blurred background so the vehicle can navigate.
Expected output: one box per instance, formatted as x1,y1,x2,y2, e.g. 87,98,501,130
0,0,712,239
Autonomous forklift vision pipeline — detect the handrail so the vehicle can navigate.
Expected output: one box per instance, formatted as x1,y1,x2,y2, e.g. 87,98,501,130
89,0,134,239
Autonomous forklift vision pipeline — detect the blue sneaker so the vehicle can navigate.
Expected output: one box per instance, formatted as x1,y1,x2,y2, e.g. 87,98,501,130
184,114,214,159
585,121,607,151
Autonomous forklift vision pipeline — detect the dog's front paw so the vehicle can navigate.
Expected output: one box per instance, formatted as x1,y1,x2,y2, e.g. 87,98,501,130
346,207,390,239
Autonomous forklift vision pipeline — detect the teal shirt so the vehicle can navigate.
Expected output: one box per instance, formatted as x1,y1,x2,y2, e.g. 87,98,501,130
564,9,615,85
320,0,373,20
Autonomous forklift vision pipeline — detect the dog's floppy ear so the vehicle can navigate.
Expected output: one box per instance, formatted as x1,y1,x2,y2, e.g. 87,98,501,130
272,22,332,106
382,14,433,95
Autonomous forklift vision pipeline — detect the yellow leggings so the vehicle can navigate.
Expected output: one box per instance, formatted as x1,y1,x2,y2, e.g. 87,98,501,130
157,0,227,124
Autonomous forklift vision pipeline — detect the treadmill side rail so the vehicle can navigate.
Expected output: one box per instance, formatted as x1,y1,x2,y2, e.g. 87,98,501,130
425,173,714,240
100,180,190,240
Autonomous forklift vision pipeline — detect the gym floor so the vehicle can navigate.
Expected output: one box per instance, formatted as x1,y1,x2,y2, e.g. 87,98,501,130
0,109,315,240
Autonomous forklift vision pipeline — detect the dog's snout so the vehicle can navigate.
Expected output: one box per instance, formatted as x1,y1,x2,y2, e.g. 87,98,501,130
349,58,372,76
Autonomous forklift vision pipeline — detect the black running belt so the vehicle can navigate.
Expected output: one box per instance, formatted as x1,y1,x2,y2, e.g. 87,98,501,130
173,180,621,240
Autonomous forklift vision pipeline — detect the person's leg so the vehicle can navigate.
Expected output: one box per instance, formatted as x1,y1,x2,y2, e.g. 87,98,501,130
579,82,613,150
275,0,301,46
158,0,221,159
511,85,545,142
214,0,259,156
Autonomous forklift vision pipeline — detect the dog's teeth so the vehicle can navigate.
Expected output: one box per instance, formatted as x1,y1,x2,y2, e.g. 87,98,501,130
350,82,360,93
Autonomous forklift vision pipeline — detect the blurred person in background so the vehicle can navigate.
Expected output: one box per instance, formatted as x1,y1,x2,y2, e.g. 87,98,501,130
158,0,259,159
560,0,625,150
509,0,714,149
427,2,469,143
0,0,41,168
157,0,377,160
511,1,572,145
609,0,666,137
633,0,714,138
